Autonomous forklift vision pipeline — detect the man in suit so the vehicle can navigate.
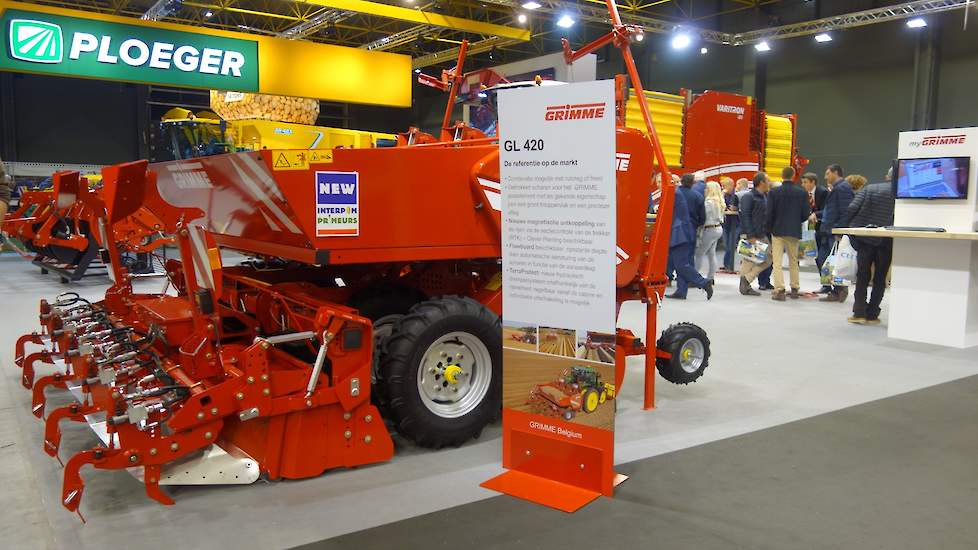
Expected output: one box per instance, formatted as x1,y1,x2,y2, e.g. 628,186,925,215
819,164,855,303
801,172,829,291
666,183,714,300
676,173,705,287
766,167,812,301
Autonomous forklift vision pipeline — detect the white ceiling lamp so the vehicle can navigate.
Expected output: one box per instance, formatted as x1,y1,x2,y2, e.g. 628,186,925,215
754,40,771,52
634,31,644,42
522,1,542,9
517,13,528,24
556,14,575,28
814,32,832,42
906,17,927,28
700,47,708,55
671,32,691,49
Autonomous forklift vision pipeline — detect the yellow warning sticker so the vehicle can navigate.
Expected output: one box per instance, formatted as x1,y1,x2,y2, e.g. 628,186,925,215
309,150,334,164
272,151,310,171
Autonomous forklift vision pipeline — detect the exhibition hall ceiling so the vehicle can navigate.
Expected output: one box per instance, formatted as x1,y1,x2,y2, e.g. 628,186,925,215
18,0,971,68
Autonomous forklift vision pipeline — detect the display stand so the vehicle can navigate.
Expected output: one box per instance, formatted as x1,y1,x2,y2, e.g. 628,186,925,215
835,126,978,349
482,80,620,512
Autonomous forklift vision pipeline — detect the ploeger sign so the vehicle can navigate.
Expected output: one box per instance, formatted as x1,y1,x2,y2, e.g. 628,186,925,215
2,8,258,91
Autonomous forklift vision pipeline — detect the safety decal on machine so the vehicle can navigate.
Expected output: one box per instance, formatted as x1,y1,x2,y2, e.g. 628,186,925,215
315,171,359,237
273,151,309,171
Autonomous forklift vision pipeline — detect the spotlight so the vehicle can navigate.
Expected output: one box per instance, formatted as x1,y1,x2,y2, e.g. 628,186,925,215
634,31,644,42
204,10,213,18
754,41,771,52
556,14,575,28
700,47,708,55
814,33,832,43
477,92,488,98
522,1,541,8
517,13,527,24
671,33,691,50
906,17,927,28
414,68,421,73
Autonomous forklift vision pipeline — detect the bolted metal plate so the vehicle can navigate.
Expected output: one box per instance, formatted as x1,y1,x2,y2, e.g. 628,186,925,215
65,383,261,486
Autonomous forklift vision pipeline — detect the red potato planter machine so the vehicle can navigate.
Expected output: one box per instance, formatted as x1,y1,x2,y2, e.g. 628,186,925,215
12,1,713,517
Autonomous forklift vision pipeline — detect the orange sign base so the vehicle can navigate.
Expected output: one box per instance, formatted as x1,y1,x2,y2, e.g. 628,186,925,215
481,470,600,513
481,409,616,512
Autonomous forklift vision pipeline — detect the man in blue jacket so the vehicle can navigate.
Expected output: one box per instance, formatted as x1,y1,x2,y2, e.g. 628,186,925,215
665,184,713,300
819,164,854,303
738,172,774,295
677,173,705,283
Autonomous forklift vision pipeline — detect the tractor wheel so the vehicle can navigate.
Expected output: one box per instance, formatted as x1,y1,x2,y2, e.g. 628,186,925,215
655,323,711,385
598,390,607,404
349,284,426,321
581,389,600,413
379,296,501,448
562,409,575,421
371,314,403,412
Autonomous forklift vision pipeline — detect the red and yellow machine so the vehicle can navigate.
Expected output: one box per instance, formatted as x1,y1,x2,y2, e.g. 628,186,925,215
13,1,712,518
624,88,807,182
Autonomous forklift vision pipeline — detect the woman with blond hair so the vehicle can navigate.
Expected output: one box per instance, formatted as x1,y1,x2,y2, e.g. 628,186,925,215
694,180,725,282
846,174,868,192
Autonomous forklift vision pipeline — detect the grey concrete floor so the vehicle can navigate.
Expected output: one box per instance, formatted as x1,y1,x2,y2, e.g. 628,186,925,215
1,251,976,550
296,375,978,550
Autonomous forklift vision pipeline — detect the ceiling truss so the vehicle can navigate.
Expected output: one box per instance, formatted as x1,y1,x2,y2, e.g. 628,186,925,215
20,1,978,72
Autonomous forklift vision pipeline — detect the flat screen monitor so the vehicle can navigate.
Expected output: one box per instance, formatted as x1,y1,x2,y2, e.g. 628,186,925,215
894,157,970,199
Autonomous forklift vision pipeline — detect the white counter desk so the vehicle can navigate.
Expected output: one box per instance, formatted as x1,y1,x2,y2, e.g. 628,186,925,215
834,227,978,348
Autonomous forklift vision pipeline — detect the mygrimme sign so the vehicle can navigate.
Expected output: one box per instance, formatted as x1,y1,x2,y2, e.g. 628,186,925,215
1,8,258,91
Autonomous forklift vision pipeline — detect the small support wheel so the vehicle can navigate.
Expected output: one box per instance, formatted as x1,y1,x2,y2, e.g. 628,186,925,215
562,409,575,421
655,322,710,385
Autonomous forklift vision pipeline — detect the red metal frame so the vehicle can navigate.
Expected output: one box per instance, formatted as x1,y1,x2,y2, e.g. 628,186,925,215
9,0,709,516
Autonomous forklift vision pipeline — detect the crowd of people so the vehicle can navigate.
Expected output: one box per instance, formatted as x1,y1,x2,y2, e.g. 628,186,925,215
657,163,896,324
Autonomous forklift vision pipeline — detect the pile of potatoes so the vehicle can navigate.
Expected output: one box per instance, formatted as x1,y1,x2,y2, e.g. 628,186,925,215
210,91,320,125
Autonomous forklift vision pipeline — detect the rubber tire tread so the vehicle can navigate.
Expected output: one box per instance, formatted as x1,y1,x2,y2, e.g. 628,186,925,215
655,322,711,385
379,296,501,449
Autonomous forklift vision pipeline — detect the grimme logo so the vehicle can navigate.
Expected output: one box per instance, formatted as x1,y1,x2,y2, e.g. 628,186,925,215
9,19,64,64
545,102,607,121
921,135,966,146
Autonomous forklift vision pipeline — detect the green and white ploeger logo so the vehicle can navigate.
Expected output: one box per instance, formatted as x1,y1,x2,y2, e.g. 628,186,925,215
9,19,64,64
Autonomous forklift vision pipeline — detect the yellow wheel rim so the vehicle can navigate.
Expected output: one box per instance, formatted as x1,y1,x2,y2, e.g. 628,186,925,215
585,391,599,412
599,391,607,404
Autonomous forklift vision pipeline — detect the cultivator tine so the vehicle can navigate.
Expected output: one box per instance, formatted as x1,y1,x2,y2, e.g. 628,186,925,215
62,449,99,515
15,332,45,368
44,403,90,460
21,350,55,389
143,465,174,506
32,373,67,418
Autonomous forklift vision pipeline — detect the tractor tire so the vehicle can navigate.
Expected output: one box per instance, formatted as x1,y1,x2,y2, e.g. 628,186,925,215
562,409,575,421
655,322,711,385
598,389,607,404
371,314,403,412
379,296,501,448
581,389,600,413
349,284,426,321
